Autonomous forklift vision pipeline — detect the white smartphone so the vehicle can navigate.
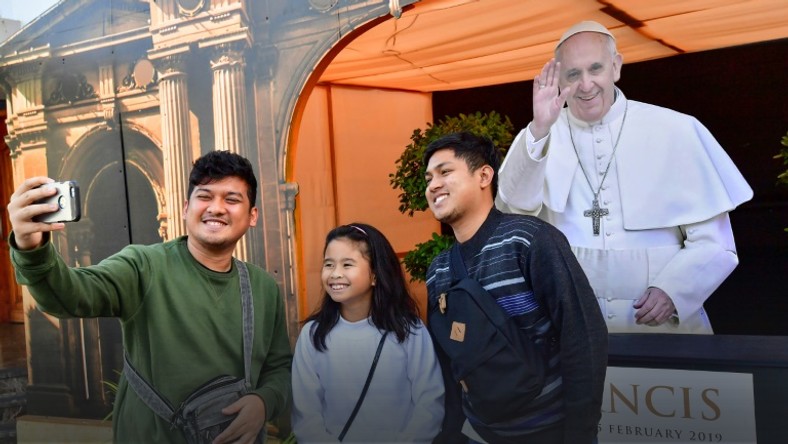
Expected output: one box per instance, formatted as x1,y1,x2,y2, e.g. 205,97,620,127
33,181,82,223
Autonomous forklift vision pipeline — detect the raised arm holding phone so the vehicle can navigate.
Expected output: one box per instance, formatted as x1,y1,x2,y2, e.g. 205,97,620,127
7,151,292,444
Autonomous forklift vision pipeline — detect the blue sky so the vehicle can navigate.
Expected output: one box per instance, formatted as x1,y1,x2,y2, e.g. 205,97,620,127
1,0,59,25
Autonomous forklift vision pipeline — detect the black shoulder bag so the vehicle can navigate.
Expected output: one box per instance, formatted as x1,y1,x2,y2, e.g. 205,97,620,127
122,259,266,444
428,244,546,425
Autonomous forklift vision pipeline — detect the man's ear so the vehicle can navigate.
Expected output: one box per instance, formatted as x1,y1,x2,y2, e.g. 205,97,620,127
613,52,623,82
248,207,259,227
479,165,495,189
182,200,189,219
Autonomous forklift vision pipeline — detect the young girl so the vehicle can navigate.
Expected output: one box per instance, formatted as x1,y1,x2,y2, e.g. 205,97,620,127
291,223,445,443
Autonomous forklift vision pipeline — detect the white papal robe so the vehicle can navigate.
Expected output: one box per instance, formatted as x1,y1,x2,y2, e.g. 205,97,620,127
496,89,753,333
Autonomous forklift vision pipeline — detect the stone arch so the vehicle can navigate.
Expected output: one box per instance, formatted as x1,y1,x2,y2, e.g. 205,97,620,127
279,8,404,321
278,11,393,181
59,122,165,261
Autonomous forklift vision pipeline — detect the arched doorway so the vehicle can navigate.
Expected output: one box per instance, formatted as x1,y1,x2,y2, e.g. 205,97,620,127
25,124,163,418
288,34,440,323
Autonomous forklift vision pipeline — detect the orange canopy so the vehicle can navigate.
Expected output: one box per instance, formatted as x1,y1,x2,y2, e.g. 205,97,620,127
320,0,788,92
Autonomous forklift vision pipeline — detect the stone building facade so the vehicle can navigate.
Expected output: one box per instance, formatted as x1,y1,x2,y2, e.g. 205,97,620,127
0,0,415,419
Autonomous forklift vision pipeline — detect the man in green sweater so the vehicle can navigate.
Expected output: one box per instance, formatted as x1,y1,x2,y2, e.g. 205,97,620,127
7,151,292,443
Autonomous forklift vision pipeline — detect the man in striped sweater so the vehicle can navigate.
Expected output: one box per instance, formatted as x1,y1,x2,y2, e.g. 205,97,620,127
424,132,607,444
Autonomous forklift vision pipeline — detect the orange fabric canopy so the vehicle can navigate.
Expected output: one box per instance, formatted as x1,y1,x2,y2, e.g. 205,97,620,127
320,0,788,91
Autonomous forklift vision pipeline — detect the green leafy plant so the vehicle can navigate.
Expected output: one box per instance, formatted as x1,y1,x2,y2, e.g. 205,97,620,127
101,370,122,421
281,431,298,444
390,111,515,216
776,131,788,187
402,232,457,282
390,111,515,281
775,130,788,232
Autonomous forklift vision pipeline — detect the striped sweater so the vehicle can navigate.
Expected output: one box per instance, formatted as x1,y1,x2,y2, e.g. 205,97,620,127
426,209,607,444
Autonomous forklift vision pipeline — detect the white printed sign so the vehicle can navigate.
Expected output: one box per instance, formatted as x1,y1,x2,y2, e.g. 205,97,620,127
599,367,756,443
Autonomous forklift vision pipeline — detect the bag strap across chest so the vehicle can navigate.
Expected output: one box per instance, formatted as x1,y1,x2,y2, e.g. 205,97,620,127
122,258,254,421
337,330,388,442
449,242,467,281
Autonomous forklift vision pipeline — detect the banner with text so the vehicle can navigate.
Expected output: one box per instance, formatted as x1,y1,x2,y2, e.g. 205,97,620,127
599,367,756,443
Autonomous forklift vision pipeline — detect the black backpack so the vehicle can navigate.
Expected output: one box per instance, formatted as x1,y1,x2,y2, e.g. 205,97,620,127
428,244,546,425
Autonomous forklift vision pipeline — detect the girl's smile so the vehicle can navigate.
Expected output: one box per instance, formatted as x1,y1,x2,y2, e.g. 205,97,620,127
322,238,375,321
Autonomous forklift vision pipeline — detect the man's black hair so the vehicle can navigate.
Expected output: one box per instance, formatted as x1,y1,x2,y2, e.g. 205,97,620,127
423,132,501,198
188,150,258,206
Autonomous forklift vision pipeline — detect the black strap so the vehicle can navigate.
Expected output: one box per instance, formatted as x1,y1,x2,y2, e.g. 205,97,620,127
123,258,254,423
338,331,389,442
449,243,468,281
449,243,535,327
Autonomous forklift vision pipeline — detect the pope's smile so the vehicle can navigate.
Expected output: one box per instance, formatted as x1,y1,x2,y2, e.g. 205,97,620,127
577,91,600,102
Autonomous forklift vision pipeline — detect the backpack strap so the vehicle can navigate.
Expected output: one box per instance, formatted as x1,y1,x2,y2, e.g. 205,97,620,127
448,244,545,329
448,244,511,327
123,258,254,424
449,242,468,282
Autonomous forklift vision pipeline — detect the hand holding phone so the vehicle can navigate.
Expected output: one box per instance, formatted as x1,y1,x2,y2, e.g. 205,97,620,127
32,181,82,223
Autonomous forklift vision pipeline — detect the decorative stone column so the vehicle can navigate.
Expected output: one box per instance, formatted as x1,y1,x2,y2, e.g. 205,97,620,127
280,181,300,341
210,42,252,260
156,54,193,240
98,65,117,123
210,42,250,155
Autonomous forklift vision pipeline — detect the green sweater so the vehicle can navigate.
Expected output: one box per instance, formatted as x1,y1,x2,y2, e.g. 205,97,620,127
11,235,292,443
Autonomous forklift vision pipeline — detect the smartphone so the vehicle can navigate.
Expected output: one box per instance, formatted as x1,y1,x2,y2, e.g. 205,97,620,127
33,181,82,223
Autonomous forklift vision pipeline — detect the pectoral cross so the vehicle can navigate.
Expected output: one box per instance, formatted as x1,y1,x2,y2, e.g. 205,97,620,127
583,199,608,236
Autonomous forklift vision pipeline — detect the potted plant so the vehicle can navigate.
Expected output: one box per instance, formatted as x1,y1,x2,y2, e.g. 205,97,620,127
390,111,514,281
776,130,788,232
